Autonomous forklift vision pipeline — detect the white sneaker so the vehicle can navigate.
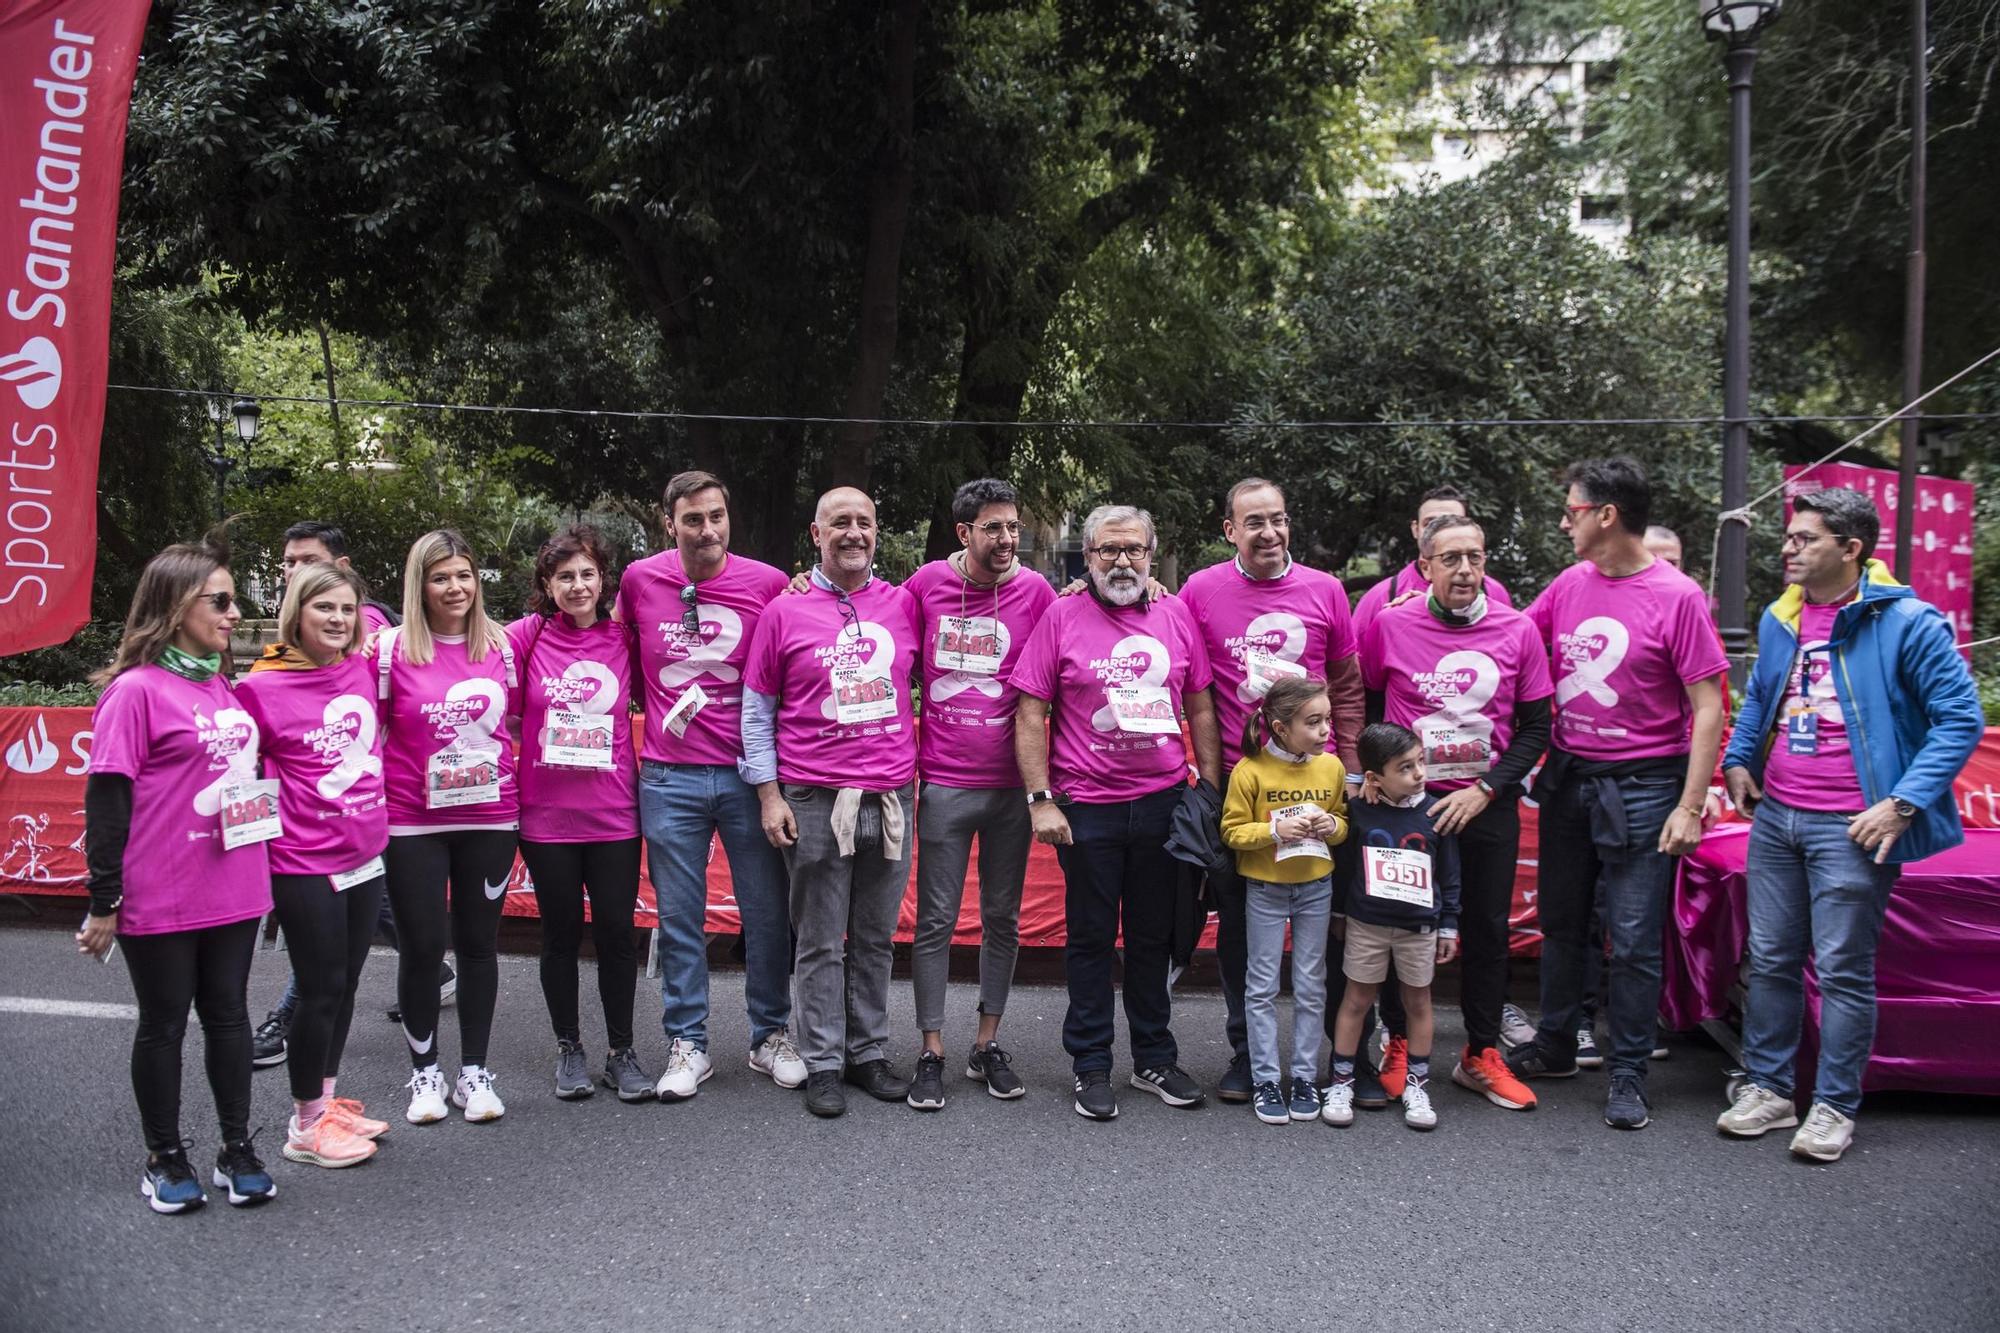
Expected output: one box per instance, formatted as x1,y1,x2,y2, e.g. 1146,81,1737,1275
1498,1003,1537,1050
1716,1083,1799,1138
749,1030,808,1089
655,1038,713,1101
452,1066,506,1122
1789,1101,1855,1163
1402,1075,1437,1130
404,1066,449,1124
1321,1080,1356,1127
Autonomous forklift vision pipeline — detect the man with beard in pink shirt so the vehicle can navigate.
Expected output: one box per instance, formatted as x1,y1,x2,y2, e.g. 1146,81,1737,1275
1177,477,1364,1103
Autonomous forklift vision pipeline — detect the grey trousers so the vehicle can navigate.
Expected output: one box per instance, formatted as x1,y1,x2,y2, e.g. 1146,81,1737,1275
782,782,915,1074
912,782,1031,1034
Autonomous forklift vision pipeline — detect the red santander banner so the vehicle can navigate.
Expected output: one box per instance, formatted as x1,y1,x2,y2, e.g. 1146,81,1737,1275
0,2,150,655
1784,462,1976,650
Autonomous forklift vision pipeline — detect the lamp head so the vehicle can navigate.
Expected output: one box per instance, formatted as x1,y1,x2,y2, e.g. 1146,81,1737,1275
231,397,262,445
1699,0,1782,44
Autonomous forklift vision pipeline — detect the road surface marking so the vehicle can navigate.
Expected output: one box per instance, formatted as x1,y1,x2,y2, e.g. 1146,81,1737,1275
0,996,138,1019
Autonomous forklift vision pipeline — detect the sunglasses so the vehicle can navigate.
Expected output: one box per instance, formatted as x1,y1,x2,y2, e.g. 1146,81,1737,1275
196,591,236,613
679,582,701,633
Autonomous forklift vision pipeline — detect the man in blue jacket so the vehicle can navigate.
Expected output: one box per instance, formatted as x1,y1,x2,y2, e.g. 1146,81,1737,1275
1719,486,1982,1163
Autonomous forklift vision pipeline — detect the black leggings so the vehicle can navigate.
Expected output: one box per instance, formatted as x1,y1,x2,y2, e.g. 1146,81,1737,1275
520,837,643,1050
270,871,384,1101
121,917,259,1152
385,828,517,1069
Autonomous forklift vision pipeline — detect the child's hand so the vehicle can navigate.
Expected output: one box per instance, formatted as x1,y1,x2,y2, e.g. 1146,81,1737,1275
1308,811,1338,837
1436,934,1459,965
1273,814,1315,843
1358,773,1385,805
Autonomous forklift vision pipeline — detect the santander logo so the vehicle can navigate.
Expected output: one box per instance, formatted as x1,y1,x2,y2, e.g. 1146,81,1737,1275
0,337,61,410
4,713,58,774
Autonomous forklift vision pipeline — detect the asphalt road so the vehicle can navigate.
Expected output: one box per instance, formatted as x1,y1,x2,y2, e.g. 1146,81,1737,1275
1,917,1995,1333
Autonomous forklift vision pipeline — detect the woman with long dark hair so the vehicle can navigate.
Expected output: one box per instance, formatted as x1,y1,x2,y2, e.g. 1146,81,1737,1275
81,534,277,1212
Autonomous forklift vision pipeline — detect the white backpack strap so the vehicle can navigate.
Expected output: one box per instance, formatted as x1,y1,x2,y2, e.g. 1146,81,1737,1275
497,634,518,690
375,625,401,701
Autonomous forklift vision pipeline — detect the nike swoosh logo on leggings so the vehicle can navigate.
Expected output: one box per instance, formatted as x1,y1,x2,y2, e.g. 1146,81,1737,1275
404,1023,435,1056
483,877,507,900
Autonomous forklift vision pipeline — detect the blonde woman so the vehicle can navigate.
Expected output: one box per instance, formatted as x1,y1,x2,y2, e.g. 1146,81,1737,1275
80,535,276,1213
375,530,519,1124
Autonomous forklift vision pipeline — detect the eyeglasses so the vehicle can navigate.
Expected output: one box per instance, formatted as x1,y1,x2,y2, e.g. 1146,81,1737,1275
972,521,1023,539
678,582,700,633
1088,544,1153,565
1236,514,1289,533
1430,549,1486,569
835,590,861,640
1780,531,1826,550
197,591,236,613
1562,503,1606,520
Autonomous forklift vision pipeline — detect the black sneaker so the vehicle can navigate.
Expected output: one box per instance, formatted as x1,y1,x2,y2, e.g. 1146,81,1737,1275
211,1135,276,1207
251,1009,290,1068
1352,1058,1390,1110
805,1069,846,1118
844,1059,913,1102
1252,1080,1289,1125
602,1047,653,1103
907,1052,946,1111
1217,1050,1253,1103
1130,1064,1205,1108
966,1042,1025,1099
1575,1026,1604,1069
1073,1070,1118,1120
438,962,457,1007
140,1144,206,1214
1605,1071,1650,1129
554,1040,593,1100
1506,1040,1580,1081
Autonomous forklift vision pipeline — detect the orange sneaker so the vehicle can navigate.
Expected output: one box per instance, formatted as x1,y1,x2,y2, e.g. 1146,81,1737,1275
1452,1044,1538,1110
325,1097,390,1140
281,1114,378,1169
1379,1035,1409,1098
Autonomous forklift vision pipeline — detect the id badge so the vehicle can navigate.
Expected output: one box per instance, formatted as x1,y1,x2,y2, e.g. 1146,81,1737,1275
1271,802,1331,863
542,709,615,770
1106,684,1178,734
1417,718,1492,781
830,667,897,725
330,855,386,892
934,616,1002,676
1362,845,1434,908
663,682,709,739
1785,700,1819,756
1243,647,1308,699
426,747,501,808
219,778,283,850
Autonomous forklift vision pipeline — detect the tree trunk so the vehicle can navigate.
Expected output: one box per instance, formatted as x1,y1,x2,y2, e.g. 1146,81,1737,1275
828,0,922,490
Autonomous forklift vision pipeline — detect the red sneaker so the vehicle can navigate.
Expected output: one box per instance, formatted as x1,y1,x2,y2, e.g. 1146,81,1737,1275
1380,1035,1409,1099
1452,1044,1538,1111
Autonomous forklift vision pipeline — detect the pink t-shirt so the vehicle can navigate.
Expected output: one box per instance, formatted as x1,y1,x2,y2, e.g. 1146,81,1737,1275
506,615,640,841
376,629,520,830
1179,558,1360,767
1760,601,1869,812
619,549,789,767
235,654,389,877
905,559,1057,789
1011,592,1213,803
88,665,272,935
1526,559,1729,761
1361,595,1554,791
362,603,394,637
1351,562,1512,637
742,577,920,791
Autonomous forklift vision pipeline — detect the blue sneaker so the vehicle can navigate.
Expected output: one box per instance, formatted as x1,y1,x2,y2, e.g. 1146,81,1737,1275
211,1135,277,1206
1605,1072,1650,1130
1287,1078,1323,1122
1252,1080,1290,1125
140,1145,206,1214
1352,1058,1390,1110
1217,1051,1253,1103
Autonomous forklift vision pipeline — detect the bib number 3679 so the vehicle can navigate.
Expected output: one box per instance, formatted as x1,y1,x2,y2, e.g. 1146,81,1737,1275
427,749,500,808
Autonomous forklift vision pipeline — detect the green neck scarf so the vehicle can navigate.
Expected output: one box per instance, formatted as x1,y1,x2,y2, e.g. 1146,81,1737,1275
159,644,222,682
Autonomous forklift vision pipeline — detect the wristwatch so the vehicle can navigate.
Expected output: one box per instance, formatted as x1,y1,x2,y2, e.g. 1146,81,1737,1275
1474,778,1498,799
1891,797,1918,820
1027,789,1059,807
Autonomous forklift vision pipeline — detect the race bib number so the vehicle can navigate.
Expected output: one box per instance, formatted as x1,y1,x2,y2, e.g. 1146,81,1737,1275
1105,684,1178,735
1243,646,1308,699
830,667,897,725
1271,802,1331,863
329,855,386,893
219,779,282,850
1362,845,1434,908
542,709,615,770
934,615,1002,676
1418,718,1493,781
426,748,501,809
664,682,709,739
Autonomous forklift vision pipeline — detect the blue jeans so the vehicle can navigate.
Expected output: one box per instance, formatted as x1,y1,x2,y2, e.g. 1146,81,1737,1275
1741,796,1900,1116
1533,769,1683,1076
1244,875,1332,1087
640,761,793,1051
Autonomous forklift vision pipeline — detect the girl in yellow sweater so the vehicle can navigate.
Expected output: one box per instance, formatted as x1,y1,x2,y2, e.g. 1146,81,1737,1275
1220,676,1349,1125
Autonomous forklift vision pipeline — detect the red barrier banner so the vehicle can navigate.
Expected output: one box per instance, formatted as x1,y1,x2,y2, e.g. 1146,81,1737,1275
8,707,1999,951
0,2,150,654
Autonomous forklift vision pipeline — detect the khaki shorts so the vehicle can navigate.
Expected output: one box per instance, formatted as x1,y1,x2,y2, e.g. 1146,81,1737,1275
1342,918,1437,987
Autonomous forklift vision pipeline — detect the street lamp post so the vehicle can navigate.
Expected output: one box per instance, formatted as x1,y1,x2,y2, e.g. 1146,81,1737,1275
1701,0,1782,684
203,394,262,519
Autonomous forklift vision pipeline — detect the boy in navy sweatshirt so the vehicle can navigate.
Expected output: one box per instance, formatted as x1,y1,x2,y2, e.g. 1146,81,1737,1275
1325,723,1462,1130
